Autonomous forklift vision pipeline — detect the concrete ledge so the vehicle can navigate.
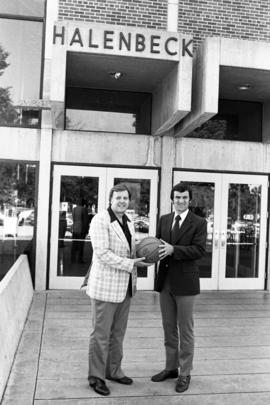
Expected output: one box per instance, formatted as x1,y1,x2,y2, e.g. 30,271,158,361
0,254,33,400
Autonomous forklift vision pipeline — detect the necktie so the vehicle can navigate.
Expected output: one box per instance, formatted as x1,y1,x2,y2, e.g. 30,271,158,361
171,215,181,244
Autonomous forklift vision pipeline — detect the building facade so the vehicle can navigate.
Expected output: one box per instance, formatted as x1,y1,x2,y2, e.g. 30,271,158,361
1,0,270,292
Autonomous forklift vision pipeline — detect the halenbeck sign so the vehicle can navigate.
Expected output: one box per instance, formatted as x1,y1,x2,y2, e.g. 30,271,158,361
53,23,193,58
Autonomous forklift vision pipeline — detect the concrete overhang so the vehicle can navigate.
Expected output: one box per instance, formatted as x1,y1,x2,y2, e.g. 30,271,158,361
50,21,193,132
175,37,270,137
66,52,176,93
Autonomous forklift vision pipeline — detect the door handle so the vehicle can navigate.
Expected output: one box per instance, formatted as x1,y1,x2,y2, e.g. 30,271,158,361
221,231,227,248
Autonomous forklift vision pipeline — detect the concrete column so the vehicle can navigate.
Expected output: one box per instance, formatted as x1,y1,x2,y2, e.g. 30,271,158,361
35,119,52,290
155,1,184,217
43,0,59,99
175,37,220,136
167,0,179,32
34,0,59,290
152,57,192,135
46,2,66,130
50,24,67,129
159,134,176,216
44,0,59,60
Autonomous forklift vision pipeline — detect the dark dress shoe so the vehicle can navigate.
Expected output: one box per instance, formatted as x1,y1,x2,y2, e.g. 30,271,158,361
175,375,191,393
151,369,178,382
89,377,110,396
107,376,133,385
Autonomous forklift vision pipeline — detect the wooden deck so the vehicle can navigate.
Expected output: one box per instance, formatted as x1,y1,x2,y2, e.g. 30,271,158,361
2,289,270,404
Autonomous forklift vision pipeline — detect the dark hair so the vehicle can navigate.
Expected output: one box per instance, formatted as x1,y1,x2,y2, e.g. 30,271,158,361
109,183,131,202
170,182,192,200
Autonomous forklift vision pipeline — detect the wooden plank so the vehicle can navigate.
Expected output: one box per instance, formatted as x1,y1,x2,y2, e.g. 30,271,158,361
34,392,270,405
42,318,270,335
35,374,270,399
39,345,270,363
45,310,270,321
4,290,270,405
37,358,270,379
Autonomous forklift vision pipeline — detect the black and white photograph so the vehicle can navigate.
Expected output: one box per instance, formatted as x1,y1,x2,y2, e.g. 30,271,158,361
1,0,270,403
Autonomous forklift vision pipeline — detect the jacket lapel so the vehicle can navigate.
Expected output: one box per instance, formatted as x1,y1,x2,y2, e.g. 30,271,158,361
173,211,193,243
108,207,132,253
111,220,129,245
127,220,136,257
164,213,175,242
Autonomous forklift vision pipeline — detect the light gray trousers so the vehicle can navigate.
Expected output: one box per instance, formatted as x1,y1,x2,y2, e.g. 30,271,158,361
160,280,196,376
88,293,131,381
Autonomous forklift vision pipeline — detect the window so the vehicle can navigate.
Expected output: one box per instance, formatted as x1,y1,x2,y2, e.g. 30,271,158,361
187,100,262,142
0,161,37,283
65,87,152,134
0,0,45,128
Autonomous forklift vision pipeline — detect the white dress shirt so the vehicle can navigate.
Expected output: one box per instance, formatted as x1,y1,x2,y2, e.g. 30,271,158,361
172,209,189,230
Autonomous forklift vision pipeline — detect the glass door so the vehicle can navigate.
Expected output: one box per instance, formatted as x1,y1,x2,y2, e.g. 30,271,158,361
49,166,107,289
173,171,222,290
173,171,268,290
49,165,158,290
219,174,268,289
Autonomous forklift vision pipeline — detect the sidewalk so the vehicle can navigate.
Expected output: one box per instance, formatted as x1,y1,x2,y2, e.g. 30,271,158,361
2,289,270,404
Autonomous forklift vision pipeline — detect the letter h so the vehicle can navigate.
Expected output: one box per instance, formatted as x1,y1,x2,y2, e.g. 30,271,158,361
53,25,65,45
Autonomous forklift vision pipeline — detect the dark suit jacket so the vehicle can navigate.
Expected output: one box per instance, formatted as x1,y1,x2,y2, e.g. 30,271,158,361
155,210,207,296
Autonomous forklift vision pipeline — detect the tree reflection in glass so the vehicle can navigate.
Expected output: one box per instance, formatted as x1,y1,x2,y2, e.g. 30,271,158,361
226,183,261,278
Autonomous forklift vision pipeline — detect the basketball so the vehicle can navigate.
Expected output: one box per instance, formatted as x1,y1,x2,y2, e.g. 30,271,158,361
136,236,161,263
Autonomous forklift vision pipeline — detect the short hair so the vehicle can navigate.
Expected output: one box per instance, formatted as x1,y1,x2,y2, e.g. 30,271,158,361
109,183,131,202
170,182,193,200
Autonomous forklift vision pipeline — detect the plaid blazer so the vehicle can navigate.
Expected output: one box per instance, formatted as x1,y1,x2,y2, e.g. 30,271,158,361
86,209,137,303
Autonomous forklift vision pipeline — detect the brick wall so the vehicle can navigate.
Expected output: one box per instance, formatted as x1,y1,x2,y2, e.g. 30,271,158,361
58,0,167,30
58,1,270,45
178,0,270,48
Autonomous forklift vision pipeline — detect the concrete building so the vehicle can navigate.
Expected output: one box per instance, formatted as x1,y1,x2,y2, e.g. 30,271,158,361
1,0,270,292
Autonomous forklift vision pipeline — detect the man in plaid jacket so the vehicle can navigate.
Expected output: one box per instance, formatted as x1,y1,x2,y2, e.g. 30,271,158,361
86,183,149,396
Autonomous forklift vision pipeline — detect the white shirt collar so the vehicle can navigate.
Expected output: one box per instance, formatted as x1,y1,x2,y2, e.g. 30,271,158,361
174,209,189,223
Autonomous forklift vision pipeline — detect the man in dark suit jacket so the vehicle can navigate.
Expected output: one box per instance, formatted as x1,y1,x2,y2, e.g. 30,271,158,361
151,182,207,393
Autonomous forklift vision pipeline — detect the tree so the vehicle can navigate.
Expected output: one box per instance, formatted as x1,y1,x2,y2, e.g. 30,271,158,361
0,44,9,74
0,44,18,125
0,163,36,208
